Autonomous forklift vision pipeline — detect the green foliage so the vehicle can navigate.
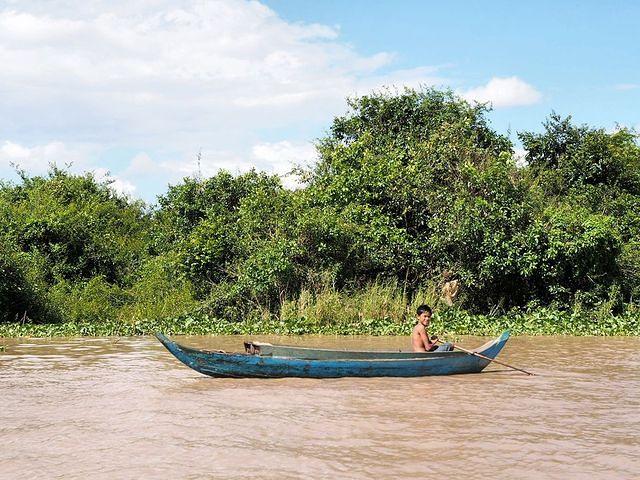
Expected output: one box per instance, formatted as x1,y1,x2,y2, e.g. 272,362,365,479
304,88,515,294
48,276,127,324
178,215,239,294
519,115,640,305
520,114,640,194
280,280,439,328
426,153,536,307
155,169,282,244
1,89,639,336
157,170,292,297
118,253,198,323
0,244,47,322
0,168,149,286
620,242,640,301
0,169,150,324
2,303,638,338
538,206,621,303
238,237,301,307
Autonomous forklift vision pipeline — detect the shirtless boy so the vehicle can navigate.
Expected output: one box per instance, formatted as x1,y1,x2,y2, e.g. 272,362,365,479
412,304,437,352
412,305,454,352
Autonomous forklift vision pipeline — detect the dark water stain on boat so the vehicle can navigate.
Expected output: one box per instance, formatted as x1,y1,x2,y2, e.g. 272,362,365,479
1,335,639,479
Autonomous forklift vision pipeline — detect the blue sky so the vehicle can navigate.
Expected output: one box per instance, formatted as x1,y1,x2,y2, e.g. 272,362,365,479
1,0,638,202
266,0,640,131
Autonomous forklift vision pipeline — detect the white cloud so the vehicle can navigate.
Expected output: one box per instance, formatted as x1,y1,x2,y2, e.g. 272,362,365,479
0,0,411,148
0,139,136,196
160,150,250,178
463,76,542,108
614,83,640,91
513,148,528,168
252,141,317,189
92,167,137,196
252,141,316,167
113,141,316,194
123,152,156,176
0,140,91,173
1,1,533,200
116,148,262,194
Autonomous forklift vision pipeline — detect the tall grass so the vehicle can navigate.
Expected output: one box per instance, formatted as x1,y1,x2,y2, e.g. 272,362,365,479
280,280,440,327
116,254,199,323
1,279,639,338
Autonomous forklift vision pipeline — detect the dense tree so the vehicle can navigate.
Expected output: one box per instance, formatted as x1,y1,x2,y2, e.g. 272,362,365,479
0,168,149,285
0,169,150,322
1,89,638,325
519,115,640,305
305,90,511,289
154,170,301,318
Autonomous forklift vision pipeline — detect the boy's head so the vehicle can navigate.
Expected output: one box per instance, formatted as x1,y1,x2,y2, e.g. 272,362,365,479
416,304,432,326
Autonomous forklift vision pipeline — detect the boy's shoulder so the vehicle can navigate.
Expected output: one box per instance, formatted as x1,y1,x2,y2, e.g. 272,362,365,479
413,322,425,332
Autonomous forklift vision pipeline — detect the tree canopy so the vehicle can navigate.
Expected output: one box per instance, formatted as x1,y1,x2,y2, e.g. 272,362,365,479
1,88,638,326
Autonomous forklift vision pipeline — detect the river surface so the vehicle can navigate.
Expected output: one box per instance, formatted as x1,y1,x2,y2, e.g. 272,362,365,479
1,334,639,479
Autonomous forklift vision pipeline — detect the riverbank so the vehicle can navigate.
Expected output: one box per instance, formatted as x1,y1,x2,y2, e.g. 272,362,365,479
2,307,638,338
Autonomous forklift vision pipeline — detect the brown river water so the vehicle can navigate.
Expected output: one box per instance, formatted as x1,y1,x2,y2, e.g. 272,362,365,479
1,334,639,479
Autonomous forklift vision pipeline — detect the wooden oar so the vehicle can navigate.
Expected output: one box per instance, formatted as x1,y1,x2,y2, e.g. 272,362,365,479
436,338,535,376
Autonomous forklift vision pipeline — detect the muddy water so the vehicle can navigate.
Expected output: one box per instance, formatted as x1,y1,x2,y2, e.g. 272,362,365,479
1,335,639,480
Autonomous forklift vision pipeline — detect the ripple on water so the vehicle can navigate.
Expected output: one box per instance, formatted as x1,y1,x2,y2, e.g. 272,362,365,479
1,334,639,480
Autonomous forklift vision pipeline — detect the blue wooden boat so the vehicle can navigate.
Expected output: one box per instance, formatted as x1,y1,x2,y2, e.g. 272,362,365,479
155,331,510,378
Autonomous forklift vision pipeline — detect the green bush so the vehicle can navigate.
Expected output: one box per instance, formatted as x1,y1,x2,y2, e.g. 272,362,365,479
118,253,198,323
1,89,639,335
48,277,127,324
620,242,640,301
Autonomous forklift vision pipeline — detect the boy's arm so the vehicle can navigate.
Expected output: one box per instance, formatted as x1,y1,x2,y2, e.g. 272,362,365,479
418,328,434,350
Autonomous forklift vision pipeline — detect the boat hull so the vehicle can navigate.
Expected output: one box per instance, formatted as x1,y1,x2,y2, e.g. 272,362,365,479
155,331,510,379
